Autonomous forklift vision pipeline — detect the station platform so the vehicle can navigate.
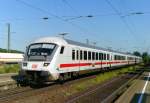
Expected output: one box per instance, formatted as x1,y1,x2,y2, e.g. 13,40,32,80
115,70,150,103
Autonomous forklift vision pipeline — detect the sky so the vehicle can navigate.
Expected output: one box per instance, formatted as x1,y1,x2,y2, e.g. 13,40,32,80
0,0,150,53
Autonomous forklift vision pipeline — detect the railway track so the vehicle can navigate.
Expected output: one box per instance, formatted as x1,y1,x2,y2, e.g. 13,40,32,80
101,70,143,103
0,70,107,103
0,73,18,91
0,83,59,103
66,69,144,103
0,86,32,102
0,66,144,103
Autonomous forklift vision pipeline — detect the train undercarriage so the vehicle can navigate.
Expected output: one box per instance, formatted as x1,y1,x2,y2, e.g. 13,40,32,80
18,70,52,85
17,69,80,85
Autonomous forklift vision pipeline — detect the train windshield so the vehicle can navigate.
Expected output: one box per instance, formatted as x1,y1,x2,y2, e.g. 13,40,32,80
28,43,56,56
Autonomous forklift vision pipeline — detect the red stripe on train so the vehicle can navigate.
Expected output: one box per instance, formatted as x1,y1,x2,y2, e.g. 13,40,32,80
60,63,91,68
60,61,128,68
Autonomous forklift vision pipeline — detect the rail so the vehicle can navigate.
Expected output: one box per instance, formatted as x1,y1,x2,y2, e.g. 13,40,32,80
101,69,143,103
0,73,17,77
0,73,18,91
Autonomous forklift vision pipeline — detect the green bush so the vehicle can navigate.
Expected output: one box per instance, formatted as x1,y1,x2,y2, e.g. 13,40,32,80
0,64,20,74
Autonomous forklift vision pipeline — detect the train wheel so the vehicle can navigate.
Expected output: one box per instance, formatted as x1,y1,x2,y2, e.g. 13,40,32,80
72,72,79,79
58,74,64,84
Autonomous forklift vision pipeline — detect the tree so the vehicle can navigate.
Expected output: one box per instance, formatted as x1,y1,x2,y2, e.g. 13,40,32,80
142,52,150,64
0,48,23,53
133,51,141,56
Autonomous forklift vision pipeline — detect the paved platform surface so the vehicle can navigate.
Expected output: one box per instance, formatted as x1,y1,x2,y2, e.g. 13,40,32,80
115,70,150,103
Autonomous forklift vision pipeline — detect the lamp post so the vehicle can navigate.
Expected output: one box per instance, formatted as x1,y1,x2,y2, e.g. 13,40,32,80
7,23,10,52
6,23,16,52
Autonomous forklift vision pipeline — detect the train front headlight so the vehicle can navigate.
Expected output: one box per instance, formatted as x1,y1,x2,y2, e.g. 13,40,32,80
43,63,50,67
23,62,27,66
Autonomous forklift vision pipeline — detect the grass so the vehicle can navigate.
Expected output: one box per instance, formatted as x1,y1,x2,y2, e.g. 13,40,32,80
64,65,142,96
0,64,20,74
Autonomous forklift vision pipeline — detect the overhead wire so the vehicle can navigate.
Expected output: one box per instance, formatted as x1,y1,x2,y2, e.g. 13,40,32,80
61,0,80,15
15,0,96,36
105,0,137,38
61,0,82,21
104,0,144,53
62,0,140,48
114,0,137,51
118,1,140,45
61,0,100,45
118,0,149,52
63,13,125,21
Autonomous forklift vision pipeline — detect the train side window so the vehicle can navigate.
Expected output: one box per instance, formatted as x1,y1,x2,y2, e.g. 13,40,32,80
92,52,95,60
84,51,87,60
99,53,100,60
103,53,105,60
104,53,106,60
107,54,109,60
88,51,91,60
117,55,119,60
99,53,101,60
121,56,123,60
80,50,82,60
76,50,79,60
96,52,98,60
99,53,102,60
119,56,121,60
114,55,117,60
72,50,75,60
60,46,64,54
101,53,104,60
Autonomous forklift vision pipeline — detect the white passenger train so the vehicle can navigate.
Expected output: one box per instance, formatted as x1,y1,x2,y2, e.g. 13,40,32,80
21,37,142,83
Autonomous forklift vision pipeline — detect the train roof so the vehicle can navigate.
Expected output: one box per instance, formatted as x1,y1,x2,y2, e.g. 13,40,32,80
65,38,137,56
32,36,141,58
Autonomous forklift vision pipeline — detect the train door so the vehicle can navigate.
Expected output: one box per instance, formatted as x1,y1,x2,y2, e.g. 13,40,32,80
99,52,103,69
72,48,80,72
79,49,83,71
76,48,80,71
91,51,95,69
110,54,113,68
103,53,107,68
108,53,111,68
